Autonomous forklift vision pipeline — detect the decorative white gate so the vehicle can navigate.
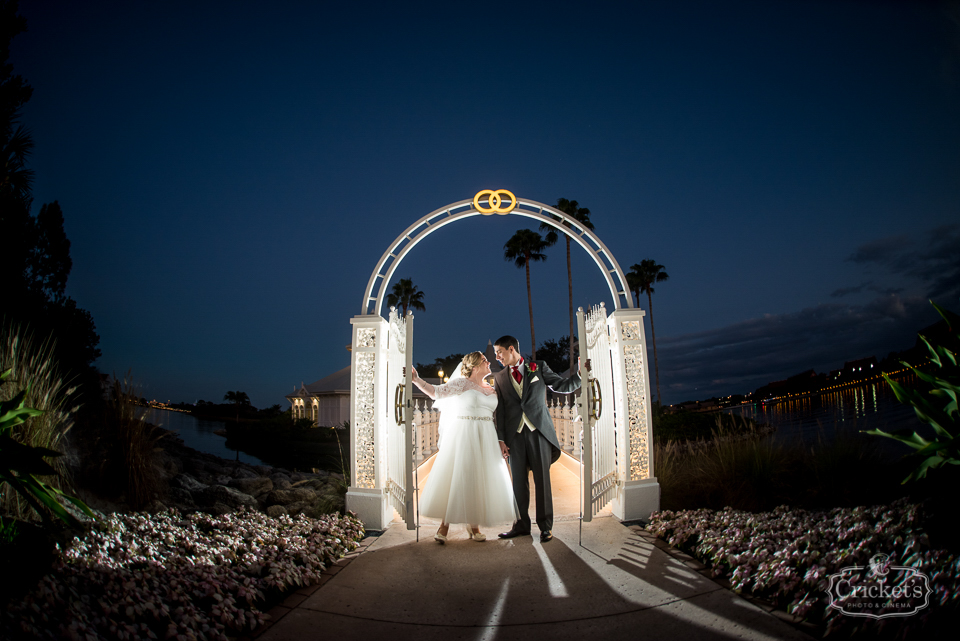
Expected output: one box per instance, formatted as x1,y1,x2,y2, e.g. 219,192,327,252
347,190,660,530
385,308,415,529
577,304,618,521
346,308,414,531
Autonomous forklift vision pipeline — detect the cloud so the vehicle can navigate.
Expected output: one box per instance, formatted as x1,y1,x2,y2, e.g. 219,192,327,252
845,224,960,302
845,235,912,266
655,225,960,404
830,281,871,297
656,293,940,403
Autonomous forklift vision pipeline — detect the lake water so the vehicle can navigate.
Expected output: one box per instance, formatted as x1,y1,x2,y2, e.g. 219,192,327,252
149,408,267,467
724,372,924,448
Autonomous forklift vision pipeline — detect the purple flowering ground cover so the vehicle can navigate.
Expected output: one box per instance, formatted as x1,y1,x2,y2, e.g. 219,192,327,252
2,508,364,640
647,499,959,637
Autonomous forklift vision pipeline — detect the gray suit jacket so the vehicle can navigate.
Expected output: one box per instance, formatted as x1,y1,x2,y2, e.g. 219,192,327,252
494,360,581,463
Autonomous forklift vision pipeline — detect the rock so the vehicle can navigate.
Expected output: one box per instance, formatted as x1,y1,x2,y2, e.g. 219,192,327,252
254,465,272,475
266,505,288,518
232,467,259,480
294,479,325,491
265,488,317,506
208,502,234,516
196,485,259,510
269,472,292,486
228,477,273,496
146,499,168,513
171,473,207,492
285,501,308,515
215,475,232,485
168,487,197,507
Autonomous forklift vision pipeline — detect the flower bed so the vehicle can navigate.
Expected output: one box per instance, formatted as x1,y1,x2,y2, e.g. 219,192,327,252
647,500,959,637
2,508,364,640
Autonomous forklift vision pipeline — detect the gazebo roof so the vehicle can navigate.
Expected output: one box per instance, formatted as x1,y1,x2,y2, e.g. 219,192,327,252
289,365,351,398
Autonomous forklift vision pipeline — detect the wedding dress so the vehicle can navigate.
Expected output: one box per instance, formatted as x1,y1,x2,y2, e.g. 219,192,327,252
419,375,519,526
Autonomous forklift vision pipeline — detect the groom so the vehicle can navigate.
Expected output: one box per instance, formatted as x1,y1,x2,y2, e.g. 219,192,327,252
493,335,584,543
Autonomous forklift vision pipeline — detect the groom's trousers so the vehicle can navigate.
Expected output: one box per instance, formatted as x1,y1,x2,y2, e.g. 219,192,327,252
509,426,554,533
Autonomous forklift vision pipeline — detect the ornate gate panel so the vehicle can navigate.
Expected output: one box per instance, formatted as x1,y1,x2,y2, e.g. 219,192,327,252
346,310,414,531
577,303,619,521
385,308,415,529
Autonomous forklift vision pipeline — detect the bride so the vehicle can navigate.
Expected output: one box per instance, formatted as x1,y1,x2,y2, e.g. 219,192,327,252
411,352,519,543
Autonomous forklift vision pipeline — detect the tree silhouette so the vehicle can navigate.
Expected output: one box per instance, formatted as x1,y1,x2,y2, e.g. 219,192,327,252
504,229,550,361
1,8,100,398
627,260,669,406
542,198,594,371
223,390,250,423
386,277,426,317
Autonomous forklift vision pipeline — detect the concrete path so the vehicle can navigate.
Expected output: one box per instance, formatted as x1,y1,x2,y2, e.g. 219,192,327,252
255,459,811,641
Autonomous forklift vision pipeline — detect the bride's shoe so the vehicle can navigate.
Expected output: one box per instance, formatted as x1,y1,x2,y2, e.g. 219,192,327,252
470,530,486,542
435,530,447,544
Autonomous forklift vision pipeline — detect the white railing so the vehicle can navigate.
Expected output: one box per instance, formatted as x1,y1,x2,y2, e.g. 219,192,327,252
411,396,580,469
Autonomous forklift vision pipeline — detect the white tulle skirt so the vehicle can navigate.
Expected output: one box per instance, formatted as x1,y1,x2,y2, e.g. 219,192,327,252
419,418,519,526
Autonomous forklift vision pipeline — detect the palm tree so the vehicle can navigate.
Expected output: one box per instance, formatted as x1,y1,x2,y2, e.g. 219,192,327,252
504,229,550,361
386,277,426,317
223,390,250,423
627,260,669,406
541,198,594,372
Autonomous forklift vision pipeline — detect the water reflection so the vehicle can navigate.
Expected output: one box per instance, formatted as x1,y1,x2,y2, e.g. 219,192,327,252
150,408,266,466
726,373,922,447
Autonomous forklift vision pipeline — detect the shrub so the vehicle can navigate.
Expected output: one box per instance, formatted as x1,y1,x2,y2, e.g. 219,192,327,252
2,508,365,640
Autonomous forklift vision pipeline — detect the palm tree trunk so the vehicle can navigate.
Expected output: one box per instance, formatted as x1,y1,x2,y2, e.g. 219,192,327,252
566,236,574,372
647,291,662,406
525,255,536,361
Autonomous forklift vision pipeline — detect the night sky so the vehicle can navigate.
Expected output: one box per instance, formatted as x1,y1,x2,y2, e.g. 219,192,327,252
10,0,960,408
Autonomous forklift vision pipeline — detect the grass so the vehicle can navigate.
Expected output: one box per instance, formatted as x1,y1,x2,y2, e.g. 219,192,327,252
0,323,79,522
655,413,899,513
100,373,168,510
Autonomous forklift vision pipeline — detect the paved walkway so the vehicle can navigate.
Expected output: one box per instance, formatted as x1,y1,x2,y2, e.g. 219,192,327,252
253,458,813,641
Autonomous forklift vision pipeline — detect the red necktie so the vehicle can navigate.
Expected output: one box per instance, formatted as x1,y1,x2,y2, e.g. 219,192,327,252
512,365,522,384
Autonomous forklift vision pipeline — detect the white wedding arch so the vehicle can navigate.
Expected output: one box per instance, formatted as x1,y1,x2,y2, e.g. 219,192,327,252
346,190,659,531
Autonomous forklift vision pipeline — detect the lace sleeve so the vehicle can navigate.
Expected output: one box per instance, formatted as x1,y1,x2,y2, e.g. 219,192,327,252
434,377,470,400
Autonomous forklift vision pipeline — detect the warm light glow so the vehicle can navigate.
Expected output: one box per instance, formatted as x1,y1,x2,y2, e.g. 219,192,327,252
473,188,517,214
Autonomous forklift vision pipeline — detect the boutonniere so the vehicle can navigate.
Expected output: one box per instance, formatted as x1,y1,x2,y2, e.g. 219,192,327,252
529,362,538,373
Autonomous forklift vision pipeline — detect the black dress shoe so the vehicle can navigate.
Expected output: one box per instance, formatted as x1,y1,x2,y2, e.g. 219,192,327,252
498,528,531,539
540,531,553,543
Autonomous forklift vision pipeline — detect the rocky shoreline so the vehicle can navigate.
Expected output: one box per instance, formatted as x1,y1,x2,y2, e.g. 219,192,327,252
144,428,347,518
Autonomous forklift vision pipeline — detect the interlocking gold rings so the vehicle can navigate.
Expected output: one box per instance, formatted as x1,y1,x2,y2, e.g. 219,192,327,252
473,189,517,215
394,383,405,426
590,378,602,420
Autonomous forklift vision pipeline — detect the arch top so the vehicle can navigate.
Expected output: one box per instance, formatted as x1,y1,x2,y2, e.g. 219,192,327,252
362,192,634,317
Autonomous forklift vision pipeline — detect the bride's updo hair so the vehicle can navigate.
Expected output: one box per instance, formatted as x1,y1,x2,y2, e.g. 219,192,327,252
460,351,485,378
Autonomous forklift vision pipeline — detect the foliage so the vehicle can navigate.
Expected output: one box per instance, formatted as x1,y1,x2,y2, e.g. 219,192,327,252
654,416,893,512
224,389,251,423
0,367,93,528
866,301,960,483
415,352,465,379
627,259,669,405
538,336,571,374
647,500,959,637
100,373,167,509
547,198,595,372
386,277,426,317
1,6,101,399
1,508,365,640
0,323,79,520
504,228,550,360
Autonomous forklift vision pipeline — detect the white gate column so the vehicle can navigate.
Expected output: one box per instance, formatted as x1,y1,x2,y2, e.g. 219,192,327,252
346,314,392,530
610,309,660,521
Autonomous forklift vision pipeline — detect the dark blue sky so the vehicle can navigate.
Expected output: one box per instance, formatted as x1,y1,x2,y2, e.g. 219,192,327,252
11,0,960,408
